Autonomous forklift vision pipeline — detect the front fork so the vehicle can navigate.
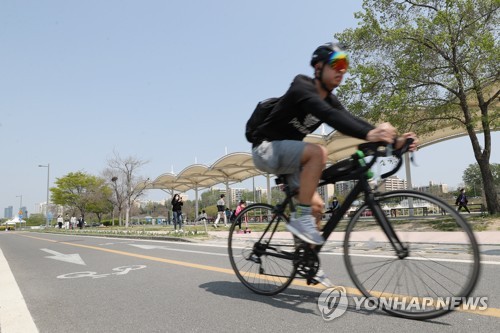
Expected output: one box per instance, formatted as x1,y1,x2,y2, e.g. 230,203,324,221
368,192,409,259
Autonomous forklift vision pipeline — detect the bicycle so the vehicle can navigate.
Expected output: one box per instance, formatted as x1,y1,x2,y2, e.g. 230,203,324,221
228,140,481,320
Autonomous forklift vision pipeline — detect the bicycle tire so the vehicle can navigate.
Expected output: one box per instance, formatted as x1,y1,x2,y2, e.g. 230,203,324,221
228,203,297,295
343,190,481,320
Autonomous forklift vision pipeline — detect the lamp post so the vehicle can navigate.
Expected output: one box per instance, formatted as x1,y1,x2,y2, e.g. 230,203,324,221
16,195,23,214
38,164,50,227
111,176,118,226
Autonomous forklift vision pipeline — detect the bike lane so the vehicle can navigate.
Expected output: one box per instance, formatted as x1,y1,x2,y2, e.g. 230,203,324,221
2,231,500,332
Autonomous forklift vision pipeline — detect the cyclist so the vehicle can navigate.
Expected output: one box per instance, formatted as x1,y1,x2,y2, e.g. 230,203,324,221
249,42,418,246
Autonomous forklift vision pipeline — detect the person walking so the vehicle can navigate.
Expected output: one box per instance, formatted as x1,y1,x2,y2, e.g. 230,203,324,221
57,215,63,229
455,188,471,213
78,215,84,229
225,208,232,224
234,200,249,233
70,215,77,230
171,194,184,232
64,214,70,229
213,194,227,228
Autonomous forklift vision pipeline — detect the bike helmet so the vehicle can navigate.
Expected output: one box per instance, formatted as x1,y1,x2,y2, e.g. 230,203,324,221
310,42,346,67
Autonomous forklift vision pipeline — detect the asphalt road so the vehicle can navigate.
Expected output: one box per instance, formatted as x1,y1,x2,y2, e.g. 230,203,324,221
1,231,499,333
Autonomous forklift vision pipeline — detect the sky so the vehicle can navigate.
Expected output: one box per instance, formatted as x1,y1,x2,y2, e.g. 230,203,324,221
1,0,498,216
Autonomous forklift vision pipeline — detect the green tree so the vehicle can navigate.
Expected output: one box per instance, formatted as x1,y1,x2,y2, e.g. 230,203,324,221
27,213,46,226
463,163,500,194
86,185,113,223
336,0,499,213
51,172,110,219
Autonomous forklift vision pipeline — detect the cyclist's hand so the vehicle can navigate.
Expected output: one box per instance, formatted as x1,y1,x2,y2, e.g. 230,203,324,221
366,122,397,144
395,132,419,152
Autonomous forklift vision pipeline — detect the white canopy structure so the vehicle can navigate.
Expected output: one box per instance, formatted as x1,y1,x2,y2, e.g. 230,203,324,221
3,215,27,228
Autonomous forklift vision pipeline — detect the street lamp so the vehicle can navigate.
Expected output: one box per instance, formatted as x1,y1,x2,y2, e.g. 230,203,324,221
38,164,50,227
16,195,23,214
111,176,118,226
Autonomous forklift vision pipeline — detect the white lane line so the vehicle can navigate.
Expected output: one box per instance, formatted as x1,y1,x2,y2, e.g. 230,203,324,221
0,248,38,333
320,251,500,265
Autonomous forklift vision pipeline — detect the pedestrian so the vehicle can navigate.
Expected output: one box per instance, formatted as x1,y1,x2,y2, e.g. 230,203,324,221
78,215,84,229
198,210,208,224
455,188,471,213
57,215,63,229
171,194,184,232
329,197,340,212
70,215,77,230
246,41,418,286
225,208,232,224
213,194,227,228
64,214,70,229
234,200,249,233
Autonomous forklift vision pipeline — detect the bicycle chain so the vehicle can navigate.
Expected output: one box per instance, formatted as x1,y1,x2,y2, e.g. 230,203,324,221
293,242,319,281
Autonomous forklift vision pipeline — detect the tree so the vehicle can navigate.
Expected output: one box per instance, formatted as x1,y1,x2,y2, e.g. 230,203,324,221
86,185,113,223
336,0,499,213
51,171,110,219
102,170,127,226
463,163,500,194
105,152,149,228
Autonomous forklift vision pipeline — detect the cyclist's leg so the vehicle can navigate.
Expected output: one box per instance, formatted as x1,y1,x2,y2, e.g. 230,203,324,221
311,192,324,229
297,143,327,205
287,143,326,244
307,191,333,287
252,140,324,244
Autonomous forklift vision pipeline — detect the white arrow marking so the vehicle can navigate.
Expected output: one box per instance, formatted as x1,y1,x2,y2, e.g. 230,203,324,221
41,248,86,266
129,244,227,256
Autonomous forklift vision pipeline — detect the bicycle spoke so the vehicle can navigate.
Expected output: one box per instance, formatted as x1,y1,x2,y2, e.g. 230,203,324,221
228,203,296,295
344,190,480,319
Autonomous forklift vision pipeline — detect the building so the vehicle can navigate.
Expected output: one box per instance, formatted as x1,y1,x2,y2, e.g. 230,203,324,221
335,180,358,197
4,206,13,219
415,181,449,195
317,183,335,205
380,176,407,192
229,188,246,205
252,187,268,203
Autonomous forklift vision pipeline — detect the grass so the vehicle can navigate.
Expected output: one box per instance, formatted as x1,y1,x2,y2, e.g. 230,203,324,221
27,212,500,238
35,224,211,240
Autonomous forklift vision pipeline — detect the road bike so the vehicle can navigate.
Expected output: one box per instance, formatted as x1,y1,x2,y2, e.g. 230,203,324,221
228,140,481,320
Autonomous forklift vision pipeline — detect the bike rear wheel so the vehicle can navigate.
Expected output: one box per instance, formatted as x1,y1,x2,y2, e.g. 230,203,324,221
228,203,297,295
344,190,481,320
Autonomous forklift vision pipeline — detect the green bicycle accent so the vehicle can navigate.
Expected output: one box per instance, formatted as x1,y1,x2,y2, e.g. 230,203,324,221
355,150,374,178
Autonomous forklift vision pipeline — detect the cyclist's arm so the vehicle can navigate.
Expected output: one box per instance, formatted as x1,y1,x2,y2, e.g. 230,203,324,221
297,94,374,140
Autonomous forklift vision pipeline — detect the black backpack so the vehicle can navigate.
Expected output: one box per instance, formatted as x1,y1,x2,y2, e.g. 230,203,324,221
245,97,281,143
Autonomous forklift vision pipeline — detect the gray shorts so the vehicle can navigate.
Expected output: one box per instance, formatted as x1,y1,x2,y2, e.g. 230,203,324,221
252,140,305,190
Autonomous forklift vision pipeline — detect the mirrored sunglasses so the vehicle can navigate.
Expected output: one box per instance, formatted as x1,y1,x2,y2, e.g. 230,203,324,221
328,51,349,71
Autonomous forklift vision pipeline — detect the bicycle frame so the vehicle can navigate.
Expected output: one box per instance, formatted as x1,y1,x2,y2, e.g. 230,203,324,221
318,173,407,257
264,145,409,258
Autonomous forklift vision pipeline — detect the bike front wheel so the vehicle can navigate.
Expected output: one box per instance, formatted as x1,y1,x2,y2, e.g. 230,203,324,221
344,190,481,320
228,203,297,295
